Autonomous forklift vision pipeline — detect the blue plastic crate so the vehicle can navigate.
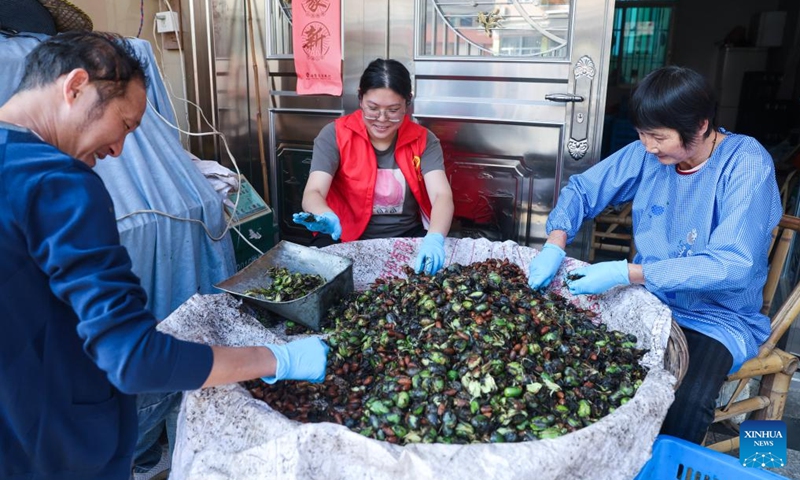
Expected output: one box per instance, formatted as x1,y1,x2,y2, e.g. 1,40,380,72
634,435,788,480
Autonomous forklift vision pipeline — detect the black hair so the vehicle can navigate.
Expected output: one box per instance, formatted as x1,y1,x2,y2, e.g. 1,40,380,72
358,58,412,104
629,66,717,148
15,31,148,111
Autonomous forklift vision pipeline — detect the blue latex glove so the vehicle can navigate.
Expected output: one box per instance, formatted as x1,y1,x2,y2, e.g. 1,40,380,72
262,337,330,384
414,233,445,275
566,259,630,295
527,243,566,290
292,211,342,241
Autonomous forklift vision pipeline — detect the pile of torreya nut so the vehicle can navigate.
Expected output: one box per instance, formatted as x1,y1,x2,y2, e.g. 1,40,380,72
244,267,325,303
248,259,648,445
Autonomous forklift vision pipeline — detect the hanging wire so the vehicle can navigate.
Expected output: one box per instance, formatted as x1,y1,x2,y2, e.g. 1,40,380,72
136,0,144,37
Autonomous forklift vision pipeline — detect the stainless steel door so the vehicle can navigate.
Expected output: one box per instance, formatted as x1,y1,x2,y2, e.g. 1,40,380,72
213,0,615,256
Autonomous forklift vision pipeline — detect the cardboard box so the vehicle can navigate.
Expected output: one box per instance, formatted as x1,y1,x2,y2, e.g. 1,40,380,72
226,177,276,270
230,210,275,271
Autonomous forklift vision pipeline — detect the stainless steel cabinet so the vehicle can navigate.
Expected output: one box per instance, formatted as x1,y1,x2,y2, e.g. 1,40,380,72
209,0,616,257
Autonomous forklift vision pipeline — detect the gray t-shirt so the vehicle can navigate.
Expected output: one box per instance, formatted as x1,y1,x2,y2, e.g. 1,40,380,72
310,121,445,239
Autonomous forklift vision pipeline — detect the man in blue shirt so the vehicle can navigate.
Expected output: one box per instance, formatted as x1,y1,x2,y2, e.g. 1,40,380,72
0,32,328,479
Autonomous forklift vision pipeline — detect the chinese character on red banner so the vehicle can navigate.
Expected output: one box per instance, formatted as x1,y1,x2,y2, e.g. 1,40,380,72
292,0,342,95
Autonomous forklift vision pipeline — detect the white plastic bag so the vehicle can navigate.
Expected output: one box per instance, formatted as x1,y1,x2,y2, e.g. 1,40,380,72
161,238,675,480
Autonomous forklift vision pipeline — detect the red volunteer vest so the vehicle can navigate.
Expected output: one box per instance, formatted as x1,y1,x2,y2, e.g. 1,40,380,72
328,111,433,242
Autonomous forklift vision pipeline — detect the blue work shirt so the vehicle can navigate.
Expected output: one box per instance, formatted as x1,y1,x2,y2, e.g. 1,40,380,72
548,129,782,372
0,124,214,479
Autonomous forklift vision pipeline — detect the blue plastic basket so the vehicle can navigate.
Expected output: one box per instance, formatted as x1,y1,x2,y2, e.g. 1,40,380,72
634,435,788,480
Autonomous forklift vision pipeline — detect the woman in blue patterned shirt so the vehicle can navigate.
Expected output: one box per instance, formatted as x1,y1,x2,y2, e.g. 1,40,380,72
527,65,782,444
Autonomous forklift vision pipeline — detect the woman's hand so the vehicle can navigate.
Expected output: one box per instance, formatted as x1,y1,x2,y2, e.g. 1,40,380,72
414,233,445,274
527,243,566,290
566,260,630,295
292,211,342,240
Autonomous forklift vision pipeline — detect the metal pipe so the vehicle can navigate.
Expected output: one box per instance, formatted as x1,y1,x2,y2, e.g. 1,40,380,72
246,0,270,204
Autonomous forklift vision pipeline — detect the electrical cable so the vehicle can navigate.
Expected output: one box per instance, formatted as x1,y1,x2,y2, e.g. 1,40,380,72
123,97,249,245
161,0,192,145
118,96,265,255
160,0,266,257
150,11,181,134
117,1,267,257
116,208,228,241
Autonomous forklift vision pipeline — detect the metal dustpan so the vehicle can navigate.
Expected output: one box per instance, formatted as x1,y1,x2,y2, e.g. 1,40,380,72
215,241,353,331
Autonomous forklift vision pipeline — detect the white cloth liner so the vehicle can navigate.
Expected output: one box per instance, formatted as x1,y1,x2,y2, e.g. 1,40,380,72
160,237,676,480
188,152,240,209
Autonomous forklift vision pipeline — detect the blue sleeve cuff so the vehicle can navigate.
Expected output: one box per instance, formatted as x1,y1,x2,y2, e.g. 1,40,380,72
164,340,214,391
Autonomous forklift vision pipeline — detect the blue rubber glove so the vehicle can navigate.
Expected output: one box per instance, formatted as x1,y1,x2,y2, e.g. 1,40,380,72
414,233,445,275
292,211,342,241
261,337,329,384
527,243,566,290
566,259,630,295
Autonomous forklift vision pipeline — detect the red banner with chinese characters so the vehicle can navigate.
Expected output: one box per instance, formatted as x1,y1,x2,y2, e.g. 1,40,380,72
292,0,342,96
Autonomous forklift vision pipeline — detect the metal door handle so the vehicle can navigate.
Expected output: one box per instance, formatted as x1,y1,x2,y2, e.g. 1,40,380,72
566,56,596,160
545,93,585,103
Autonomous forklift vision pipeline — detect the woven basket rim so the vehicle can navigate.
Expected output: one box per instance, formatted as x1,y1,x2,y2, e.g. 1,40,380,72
38,0,92,32
664,318,689,390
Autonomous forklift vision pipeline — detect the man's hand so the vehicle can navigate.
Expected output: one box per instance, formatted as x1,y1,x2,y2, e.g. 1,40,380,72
292,211,342,241
566,260,630,295
527,244,566,290
261,337,329,384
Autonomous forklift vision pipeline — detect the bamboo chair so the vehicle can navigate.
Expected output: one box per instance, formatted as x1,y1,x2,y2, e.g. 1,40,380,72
706,214,800,453
589,203,636,262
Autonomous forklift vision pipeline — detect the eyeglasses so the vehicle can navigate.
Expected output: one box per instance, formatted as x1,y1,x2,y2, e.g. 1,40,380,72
361,104,405,123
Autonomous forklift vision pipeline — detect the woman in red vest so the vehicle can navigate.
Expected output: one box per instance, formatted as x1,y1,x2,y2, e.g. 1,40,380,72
294,58,454,274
